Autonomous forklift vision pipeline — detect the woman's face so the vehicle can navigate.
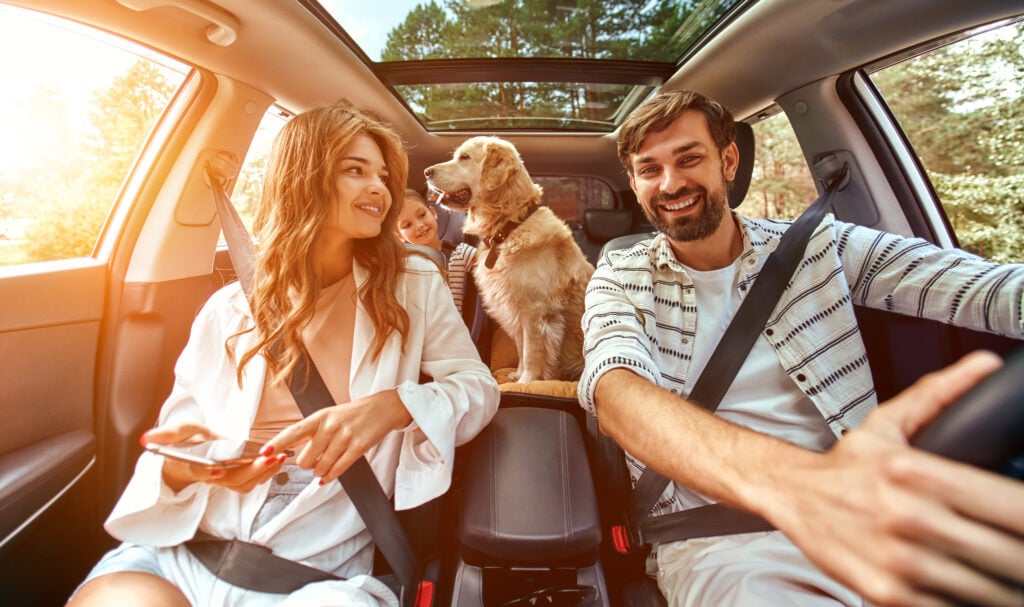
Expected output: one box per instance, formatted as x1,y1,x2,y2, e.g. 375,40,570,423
319,133,392,249
396,198,441,250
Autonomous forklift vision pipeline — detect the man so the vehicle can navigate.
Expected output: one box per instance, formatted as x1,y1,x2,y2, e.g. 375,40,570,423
579,90,1024,606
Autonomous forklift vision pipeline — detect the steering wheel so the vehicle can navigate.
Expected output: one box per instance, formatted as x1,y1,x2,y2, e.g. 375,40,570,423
911,347,1024,475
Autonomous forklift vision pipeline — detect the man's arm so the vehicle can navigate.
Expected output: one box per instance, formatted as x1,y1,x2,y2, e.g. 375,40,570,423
596,352,1024,607
838,221,1024,338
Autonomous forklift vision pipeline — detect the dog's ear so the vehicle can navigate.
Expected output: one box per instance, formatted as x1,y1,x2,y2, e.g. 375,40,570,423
480,141,520,192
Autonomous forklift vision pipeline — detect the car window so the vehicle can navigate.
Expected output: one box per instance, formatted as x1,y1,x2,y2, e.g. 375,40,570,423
869,20,1024,262
0,5,187,267
229,107,289,233
535,176,615,230
736,111,816,221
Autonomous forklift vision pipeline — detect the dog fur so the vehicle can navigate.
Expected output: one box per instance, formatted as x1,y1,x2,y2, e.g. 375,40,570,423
425,136,594,382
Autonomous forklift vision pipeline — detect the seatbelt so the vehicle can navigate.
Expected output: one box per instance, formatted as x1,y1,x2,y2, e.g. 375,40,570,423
203,162,426,606
619,164,850,550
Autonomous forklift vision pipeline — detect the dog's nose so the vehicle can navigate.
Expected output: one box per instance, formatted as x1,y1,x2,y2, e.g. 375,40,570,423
424,166,433,178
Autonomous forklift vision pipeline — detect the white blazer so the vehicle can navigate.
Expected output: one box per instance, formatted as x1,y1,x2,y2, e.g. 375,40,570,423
103,256,499,605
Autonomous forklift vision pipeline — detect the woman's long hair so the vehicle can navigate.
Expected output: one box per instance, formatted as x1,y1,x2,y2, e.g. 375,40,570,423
233,103,410,387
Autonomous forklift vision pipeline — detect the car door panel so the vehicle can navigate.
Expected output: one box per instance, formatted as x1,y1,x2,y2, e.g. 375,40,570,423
0,262,106,603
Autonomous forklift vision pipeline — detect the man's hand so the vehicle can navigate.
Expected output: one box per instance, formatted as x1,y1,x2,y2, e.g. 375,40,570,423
773,351,1024,607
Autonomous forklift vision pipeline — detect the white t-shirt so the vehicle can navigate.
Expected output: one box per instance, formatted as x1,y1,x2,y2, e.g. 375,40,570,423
674,259,836,510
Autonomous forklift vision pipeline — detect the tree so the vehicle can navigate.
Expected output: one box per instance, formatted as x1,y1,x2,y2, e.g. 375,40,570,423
23,60,175,261
381,1,701,127
873,22,1024,262
741,114,816,220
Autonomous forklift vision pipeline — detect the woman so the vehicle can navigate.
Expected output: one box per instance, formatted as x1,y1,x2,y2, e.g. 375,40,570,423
68,104,499,606
396,189,477,314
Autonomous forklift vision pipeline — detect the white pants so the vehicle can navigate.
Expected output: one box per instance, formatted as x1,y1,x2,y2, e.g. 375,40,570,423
655,530,863,606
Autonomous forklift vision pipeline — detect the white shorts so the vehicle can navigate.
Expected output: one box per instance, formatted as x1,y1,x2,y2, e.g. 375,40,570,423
655,530,863,607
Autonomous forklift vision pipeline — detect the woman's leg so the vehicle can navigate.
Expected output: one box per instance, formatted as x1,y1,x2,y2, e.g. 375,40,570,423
66,572,190,607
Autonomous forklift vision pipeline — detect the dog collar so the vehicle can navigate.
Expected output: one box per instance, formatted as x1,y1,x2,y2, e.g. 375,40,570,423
482,203,540,269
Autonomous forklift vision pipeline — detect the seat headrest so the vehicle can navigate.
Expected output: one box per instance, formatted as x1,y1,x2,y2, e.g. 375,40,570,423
729,121,755,209
582,208,633,244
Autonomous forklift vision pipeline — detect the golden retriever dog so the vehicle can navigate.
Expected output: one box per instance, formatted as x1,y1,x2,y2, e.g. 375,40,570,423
424,136,594,382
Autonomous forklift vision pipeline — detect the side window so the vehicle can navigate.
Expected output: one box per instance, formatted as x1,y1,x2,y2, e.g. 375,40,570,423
869,20,1024,262
230,107,289,232
737,110,816,221
0,5,187,267
534,176,615,229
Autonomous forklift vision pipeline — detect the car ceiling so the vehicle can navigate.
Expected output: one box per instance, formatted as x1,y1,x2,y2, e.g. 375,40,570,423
9,0,1022,192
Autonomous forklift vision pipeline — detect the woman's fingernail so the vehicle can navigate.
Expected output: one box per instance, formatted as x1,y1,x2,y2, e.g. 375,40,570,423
264,457,277,467
259,445,274,457
318,478,326,486
277,454,287,463
210,469,224,478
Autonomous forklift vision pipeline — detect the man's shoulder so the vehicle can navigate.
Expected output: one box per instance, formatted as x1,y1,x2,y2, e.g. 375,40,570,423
599,234,657,270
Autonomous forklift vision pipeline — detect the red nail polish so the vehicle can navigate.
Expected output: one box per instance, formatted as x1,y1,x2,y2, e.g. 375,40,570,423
138,433,150,447
264,457,276,467
210,469,224,477
259,445,274,457
319,479,326,486
277,454,287,463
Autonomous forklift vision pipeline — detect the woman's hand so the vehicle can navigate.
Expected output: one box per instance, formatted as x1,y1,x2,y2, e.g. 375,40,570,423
261,389,413,485
141,422,287,493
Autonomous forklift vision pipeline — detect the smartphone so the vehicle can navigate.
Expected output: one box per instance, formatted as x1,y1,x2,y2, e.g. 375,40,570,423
144,438,292,469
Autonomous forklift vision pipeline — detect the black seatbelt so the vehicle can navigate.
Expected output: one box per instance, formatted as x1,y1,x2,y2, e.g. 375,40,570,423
623,165,850,549
204,162,423,605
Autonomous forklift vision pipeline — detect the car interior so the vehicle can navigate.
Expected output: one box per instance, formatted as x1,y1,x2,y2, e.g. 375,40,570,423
1,0,1022,605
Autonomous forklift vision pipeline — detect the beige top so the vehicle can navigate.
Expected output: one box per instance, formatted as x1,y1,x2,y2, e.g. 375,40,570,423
249,274,357,444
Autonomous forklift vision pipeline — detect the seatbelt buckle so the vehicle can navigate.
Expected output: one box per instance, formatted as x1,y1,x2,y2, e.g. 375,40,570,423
610,517,645,556
611,524,632,554
414,580,434,607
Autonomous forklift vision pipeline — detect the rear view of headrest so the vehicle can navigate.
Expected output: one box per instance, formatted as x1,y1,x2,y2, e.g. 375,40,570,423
729,121,755,209
582,208,633,244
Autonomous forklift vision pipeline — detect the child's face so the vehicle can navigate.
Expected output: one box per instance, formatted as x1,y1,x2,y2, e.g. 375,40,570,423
397,199,442,249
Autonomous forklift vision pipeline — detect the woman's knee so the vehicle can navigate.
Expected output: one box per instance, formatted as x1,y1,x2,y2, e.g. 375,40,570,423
67,571,190,607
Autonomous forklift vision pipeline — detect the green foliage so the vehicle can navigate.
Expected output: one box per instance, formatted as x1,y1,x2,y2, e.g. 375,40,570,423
933,173,1024,263
740,114,816,220
18,60,175,262
873,21,1024,262
382,1,730,126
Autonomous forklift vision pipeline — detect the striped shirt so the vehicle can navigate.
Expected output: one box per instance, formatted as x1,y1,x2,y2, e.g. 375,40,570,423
579,212,1024,515
444,241,477,313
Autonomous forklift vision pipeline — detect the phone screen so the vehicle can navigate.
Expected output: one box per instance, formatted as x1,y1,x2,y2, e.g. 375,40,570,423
145,438,287,469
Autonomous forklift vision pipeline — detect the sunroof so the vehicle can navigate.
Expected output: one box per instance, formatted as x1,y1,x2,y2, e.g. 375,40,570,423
311,0,744,131
394,81,653,131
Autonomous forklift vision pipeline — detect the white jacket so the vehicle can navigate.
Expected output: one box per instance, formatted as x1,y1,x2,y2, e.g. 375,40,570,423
104,256,499,605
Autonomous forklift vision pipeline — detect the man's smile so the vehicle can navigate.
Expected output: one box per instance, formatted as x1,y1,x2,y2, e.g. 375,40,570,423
660,194,700,212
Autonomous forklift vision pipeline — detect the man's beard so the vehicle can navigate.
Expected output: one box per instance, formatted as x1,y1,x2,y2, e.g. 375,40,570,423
642,180,729,243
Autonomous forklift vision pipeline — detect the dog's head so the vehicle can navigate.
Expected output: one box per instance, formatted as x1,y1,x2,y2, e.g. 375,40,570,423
424,136,542,235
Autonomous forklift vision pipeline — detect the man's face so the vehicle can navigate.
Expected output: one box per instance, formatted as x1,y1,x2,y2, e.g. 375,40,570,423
628,110,738,244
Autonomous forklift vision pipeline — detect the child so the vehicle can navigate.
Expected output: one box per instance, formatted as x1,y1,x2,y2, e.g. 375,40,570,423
397,189,477,314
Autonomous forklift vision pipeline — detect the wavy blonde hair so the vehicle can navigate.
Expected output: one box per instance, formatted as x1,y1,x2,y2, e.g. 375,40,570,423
234,103,410,387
